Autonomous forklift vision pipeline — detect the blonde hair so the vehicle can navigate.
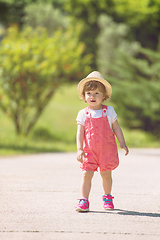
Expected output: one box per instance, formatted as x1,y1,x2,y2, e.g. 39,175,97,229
82,81,109,101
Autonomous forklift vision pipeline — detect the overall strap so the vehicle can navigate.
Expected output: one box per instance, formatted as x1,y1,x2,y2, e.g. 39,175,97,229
84,107,91,138
85,106,90,118
102,105,108,117
85,105,108,118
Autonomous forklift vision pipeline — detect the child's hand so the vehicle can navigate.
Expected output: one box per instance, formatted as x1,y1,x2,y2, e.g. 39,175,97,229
77,149,86,163
120,143,129,156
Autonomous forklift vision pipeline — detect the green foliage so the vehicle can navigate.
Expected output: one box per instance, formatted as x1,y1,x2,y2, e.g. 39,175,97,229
110,0,160,50
59,0,110,22
24,2,69,34
1,0,160,139
0,0,53,27
52,0,160,66
0,25,91,135
97,14,160,137
52,0,113,69
32,126,61,141
1,0,160,67
112,0,160,26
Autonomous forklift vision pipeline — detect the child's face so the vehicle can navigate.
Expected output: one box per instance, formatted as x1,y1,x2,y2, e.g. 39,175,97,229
85,88,104,110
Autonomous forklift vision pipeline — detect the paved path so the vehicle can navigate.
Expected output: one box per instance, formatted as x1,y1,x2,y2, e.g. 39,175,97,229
0,149,160,240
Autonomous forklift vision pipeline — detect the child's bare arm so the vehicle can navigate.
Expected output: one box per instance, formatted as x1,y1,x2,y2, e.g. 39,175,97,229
112,120,129,156
76,124,86,162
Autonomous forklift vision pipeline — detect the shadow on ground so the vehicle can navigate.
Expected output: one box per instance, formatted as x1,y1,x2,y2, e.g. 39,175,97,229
89,209,160,217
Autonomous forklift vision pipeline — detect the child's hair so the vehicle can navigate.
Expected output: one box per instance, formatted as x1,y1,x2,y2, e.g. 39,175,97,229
82,81,109,101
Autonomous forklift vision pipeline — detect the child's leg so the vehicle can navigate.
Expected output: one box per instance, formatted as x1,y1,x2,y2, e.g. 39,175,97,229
100,170,112,195
81,170,94,199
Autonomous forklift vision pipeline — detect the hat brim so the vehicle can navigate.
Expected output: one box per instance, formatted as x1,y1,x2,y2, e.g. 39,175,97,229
78,77,112,100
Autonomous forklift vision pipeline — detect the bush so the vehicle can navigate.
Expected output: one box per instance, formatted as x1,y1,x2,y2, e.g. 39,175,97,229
32,127,59,141
97,14,160,137
24,3,69,34
0,25,91,135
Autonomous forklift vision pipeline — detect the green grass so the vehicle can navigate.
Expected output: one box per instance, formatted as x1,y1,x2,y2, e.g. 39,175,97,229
0,84,159,155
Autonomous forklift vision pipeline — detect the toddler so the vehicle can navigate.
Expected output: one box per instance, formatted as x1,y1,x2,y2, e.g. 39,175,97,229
75,71,129,212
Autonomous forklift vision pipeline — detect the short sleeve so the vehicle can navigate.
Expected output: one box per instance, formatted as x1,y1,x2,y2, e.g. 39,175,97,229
110,106,117,123
76,109,86,126
107,106,117,126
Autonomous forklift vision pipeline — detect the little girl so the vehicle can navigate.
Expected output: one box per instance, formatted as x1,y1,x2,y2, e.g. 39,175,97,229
75,71,129,212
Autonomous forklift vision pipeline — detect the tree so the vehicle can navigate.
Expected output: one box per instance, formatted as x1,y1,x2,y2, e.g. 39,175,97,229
108,0,160,50
52,0,160,66
0,25,92,135
1,0,160,68
0,0,35,27
24,2,70,34
97,14,160,137
52,0,113,69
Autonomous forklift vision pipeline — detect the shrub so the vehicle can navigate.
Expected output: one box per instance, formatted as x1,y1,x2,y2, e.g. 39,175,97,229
0,25,91,135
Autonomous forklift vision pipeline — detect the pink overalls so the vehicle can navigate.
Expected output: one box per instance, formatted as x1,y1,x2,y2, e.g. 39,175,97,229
81,105,119,172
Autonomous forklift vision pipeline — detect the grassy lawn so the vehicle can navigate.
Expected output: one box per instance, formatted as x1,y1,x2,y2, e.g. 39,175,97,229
0,84,159,156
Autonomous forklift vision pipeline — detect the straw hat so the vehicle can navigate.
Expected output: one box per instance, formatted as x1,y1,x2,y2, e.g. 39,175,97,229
78,71,112,100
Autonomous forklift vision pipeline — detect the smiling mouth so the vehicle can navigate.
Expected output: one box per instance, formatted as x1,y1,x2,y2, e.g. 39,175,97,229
91,100,96,102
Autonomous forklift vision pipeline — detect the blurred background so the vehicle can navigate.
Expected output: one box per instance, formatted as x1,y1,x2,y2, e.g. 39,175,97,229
0,0,159,155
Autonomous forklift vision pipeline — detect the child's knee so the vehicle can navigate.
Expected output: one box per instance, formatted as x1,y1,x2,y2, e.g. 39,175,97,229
100,170,112,180
82,170,94,181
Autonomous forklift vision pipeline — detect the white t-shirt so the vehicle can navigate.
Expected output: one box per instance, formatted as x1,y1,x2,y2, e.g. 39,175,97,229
76,106,117,129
